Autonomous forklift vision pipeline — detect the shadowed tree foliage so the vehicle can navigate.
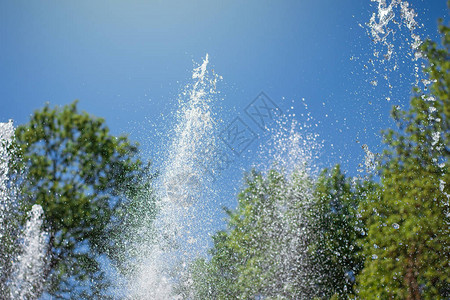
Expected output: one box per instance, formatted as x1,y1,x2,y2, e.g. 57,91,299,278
13,101,150,298
357,21,450,299
311,165,375,299
108,167,158,280
190,168,322,299
188,19,449,299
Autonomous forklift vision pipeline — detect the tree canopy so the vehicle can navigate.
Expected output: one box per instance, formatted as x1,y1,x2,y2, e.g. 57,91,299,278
1,8,448,300
311,165,373,298
189,168,324,299
12,100,149,298
356,22,449,299
187,22,449,299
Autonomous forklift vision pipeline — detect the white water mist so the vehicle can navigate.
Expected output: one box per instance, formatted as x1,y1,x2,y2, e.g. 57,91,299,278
0,120,15,238
128,54,221,299
10,204,48,300
0,120,19,297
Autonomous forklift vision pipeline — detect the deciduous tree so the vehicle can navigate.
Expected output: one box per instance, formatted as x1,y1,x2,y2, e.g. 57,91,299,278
311,165,371,298
14,101,148,298
357,22,449,298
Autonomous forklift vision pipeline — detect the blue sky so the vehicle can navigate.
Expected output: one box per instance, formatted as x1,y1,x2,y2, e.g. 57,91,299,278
1,0,448,232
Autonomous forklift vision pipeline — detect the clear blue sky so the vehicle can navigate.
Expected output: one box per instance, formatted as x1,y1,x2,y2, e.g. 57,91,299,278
1,0,448,232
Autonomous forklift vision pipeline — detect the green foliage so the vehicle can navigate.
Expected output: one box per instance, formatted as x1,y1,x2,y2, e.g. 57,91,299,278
109,168,158,278
357,22,450,298
190,166,374,300
186,229,240,299
189,20,449,299
13,101,149,298
311,165,373,298
190,168,322,299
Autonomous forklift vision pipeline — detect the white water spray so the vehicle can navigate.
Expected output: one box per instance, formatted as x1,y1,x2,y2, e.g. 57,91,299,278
0,120,15,235
0,120,18,295
128,54,221,299
235,115,323,298
363,0,427,99
368,0,422,62
10,204,48,300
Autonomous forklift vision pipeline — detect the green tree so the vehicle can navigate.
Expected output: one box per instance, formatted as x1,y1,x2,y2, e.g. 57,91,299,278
13,101,148,298
311,165,372,299
191,168,320,299
357,22,450,298
109,168,158,280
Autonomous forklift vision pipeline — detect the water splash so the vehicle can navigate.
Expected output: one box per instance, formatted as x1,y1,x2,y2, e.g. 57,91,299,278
356,0,425,179
0,120,15,234
162,53,220,207
363,0,426,98
357,144,379,176
270,121,317,172
368,0,422,62
0,120,19,297
128,54,221,299
10,204,48,300
256,102,320,177
249,114,323,297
